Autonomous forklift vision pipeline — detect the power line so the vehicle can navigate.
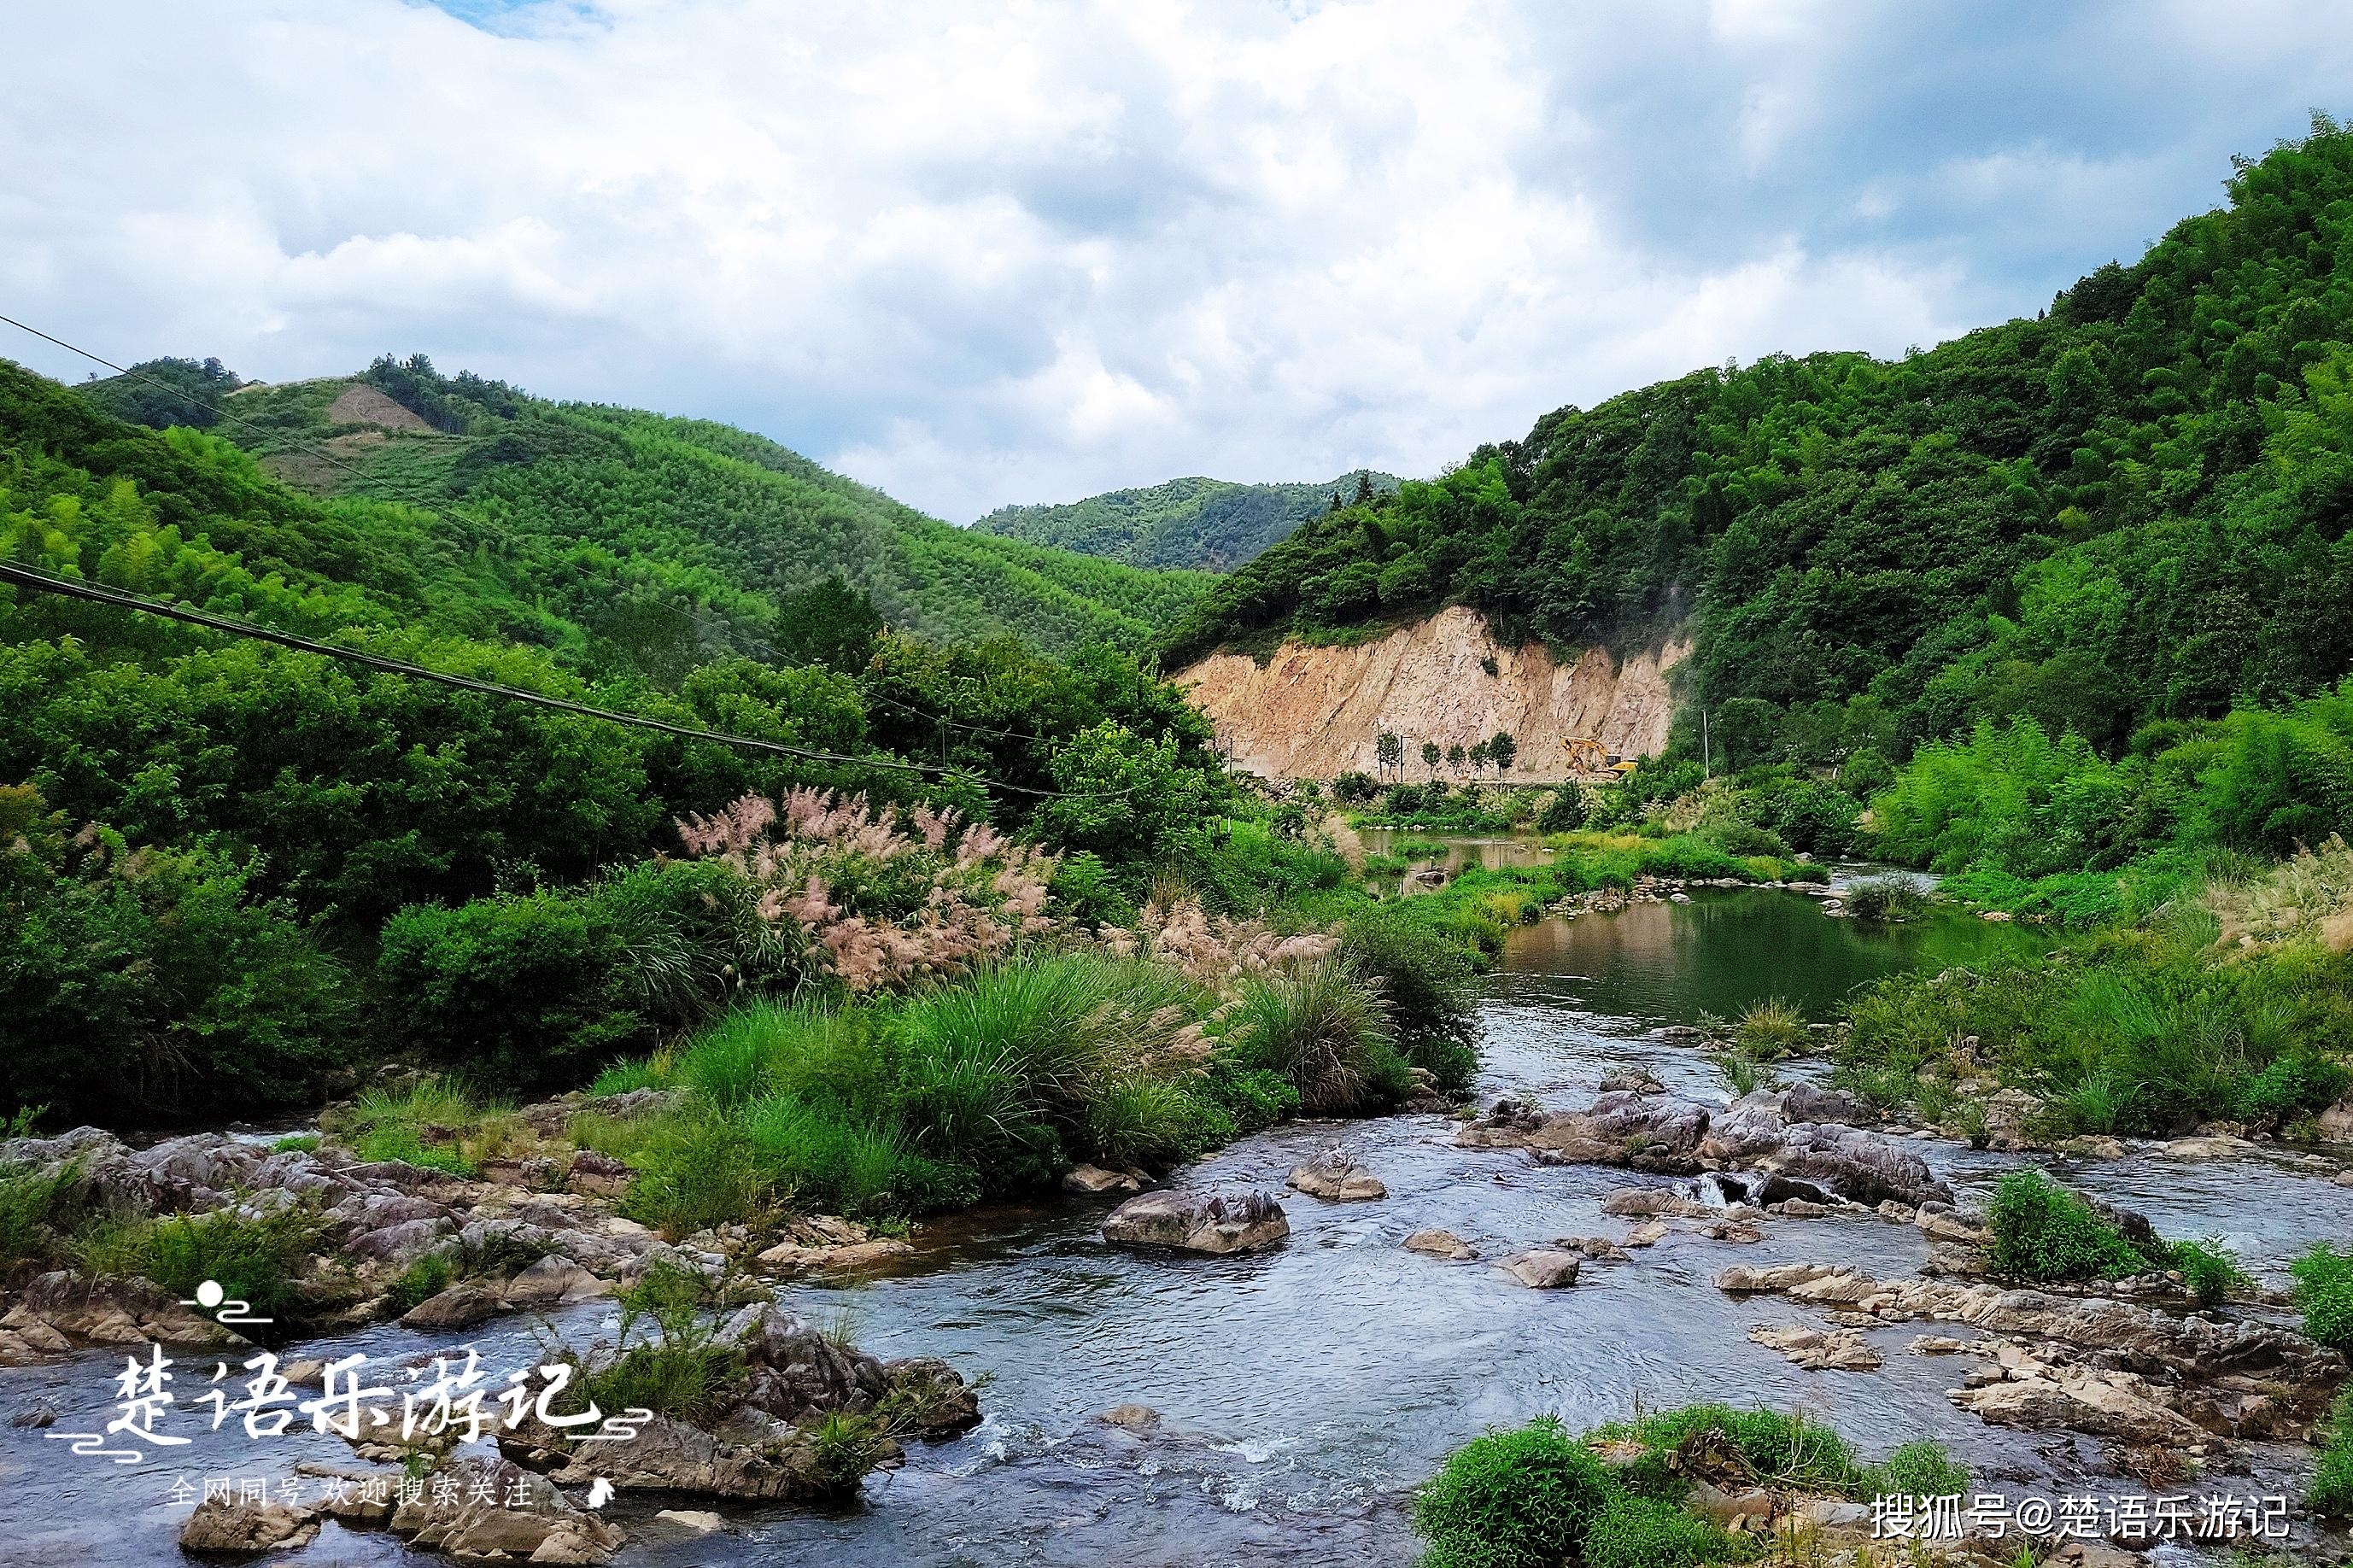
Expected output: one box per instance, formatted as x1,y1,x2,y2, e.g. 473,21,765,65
0,561,1117,799
0,313,1117,797
4,313,1054,748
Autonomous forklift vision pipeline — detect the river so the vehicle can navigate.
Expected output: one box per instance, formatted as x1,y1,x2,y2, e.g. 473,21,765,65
5,882,2350,1564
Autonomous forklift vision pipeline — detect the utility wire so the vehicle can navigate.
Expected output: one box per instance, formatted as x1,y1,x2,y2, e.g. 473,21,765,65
0,561,1113,799
0,314,1114,797
6,313,1054,746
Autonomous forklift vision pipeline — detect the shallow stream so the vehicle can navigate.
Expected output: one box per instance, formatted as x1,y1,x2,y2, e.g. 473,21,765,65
6,884,2350,1565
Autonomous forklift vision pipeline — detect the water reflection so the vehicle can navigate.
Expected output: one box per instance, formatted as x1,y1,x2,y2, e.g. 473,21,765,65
1496,888,2050,1025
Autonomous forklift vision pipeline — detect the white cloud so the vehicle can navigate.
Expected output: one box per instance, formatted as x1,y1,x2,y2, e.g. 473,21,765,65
4,0,2350,520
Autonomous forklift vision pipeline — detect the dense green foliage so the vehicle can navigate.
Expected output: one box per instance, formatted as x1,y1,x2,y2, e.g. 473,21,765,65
2310,1390,2353,1516
975,470,1401,570
76,357,241,431
1415,1406,1963,1568
1982,1170,2154,1284
1410,1417,1618,1568
237,355,1208,654
584,947,1419,1221
1169,122,2353,774
0,359,1239,1122
1837,917,2353,1137
2292,1243,2353,1350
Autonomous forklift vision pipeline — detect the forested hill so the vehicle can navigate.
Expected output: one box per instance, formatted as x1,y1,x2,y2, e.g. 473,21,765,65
974,469,1401,570
1165,120,2353,769
83,356,1208,657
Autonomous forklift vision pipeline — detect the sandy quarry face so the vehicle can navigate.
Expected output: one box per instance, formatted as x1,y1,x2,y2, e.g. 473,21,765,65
1174,606,1685,781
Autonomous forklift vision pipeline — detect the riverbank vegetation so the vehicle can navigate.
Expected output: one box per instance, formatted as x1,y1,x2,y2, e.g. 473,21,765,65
1412,1406,1965,1568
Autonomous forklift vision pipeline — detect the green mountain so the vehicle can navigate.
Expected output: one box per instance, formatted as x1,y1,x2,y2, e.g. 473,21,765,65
1167,120,2353,771
0,357,1232,1117
129,354,1209,658
975,469,1401,570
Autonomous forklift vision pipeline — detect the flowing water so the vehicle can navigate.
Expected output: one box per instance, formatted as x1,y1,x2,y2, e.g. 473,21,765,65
6,883,2350,1565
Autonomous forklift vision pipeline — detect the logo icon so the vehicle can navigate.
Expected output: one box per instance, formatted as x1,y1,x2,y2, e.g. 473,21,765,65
179,1278,272,1326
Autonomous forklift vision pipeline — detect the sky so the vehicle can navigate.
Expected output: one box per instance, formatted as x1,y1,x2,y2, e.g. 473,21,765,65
7,2,2352,524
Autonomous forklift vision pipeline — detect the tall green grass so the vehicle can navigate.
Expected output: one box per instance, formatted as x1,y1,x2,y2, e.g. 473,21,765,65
1414,1405,1963,1568
1219,958,1412,1116
586,948,1402,1229
1837,926,2353,1137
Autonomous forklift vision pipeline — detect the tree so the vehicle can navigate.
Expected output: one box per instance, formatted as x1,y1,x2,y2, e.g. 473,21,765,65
1376,730,1404,781
1489,730,1518,774
1421,740,1442,778
1468,740,1490,776
776,573,883,673
1448,742,1467,775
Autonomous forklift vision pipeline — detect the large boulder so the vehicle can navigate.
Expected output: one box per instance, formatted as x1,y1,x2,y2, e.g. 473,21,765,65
503,1254,610,1310
538,1412,846,1502
1102,1190,1288,1255
3,1271,247,1354
1405,1229,1479,1261
729,1305,891,1424
399,1277,506,1331
178,1495,321,1555
391,1453,624,1561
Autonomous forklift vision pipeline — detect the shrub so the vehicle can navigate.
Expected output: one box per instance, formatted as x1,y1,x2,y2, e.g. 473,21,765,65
1581,1492,1742,1568
1985,1170,2147,1284
2312,1390,2353,1516
1199,1061,1301,1134
1332,771,1378,804
1862,1440,1970,1500
1220,958,1408,1115
1339,907,1480,1068
0,1161,87,1283
1537,787,1588,834
1731,998,1811,1057
1085,1077,1230,1171
339,1078,508,1175
2292,1243,2353,1349
618,1115,773,1236
1411,1416,1617,1568
78,1208,324,1337
376,890,647,1090
571,1264,744,1425
737,1092,934,1216
1714,1051,1769,1098
1595,1404,1861,1493
389,1253,455,1314
356,1124,472,1175
1,812,355,1122
807,1409,894,1495
2167,1237,2254,1308
1844,876,1928,922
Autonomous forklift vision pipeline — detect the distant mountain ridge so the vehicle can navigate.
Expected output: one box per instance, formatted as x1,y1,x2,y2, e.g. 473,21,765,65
974,469,1402,570
100,354,1211,656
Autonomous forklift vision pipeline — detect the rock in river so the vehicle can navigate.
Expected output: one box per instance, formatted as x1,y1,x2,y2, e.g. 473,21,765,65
1497,1249,1582,1289
1286,1149,1386,1202
178,1495,320,1555
1405,1229,1479,1261
1102,1190,1288,1255
398,1277,506,1331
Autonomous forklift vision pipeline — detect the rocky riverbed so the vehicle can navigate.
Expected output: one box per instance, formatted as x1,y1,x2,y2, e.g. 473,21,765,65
5,888,2353,1565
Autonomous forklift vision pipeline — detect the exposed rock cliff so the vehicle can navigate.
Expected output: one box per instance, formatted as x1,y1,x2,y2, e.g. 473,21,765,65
1174,606,1684,781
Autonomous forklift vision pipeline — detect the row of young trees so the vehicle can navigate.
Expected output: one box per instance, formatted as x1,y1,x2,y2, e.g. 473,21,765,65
1372,728,1519,781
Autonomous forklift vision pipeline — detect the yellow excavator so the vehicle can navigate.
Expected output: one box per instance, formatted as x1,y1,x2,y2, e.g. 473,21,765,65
1560,736,1638,779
